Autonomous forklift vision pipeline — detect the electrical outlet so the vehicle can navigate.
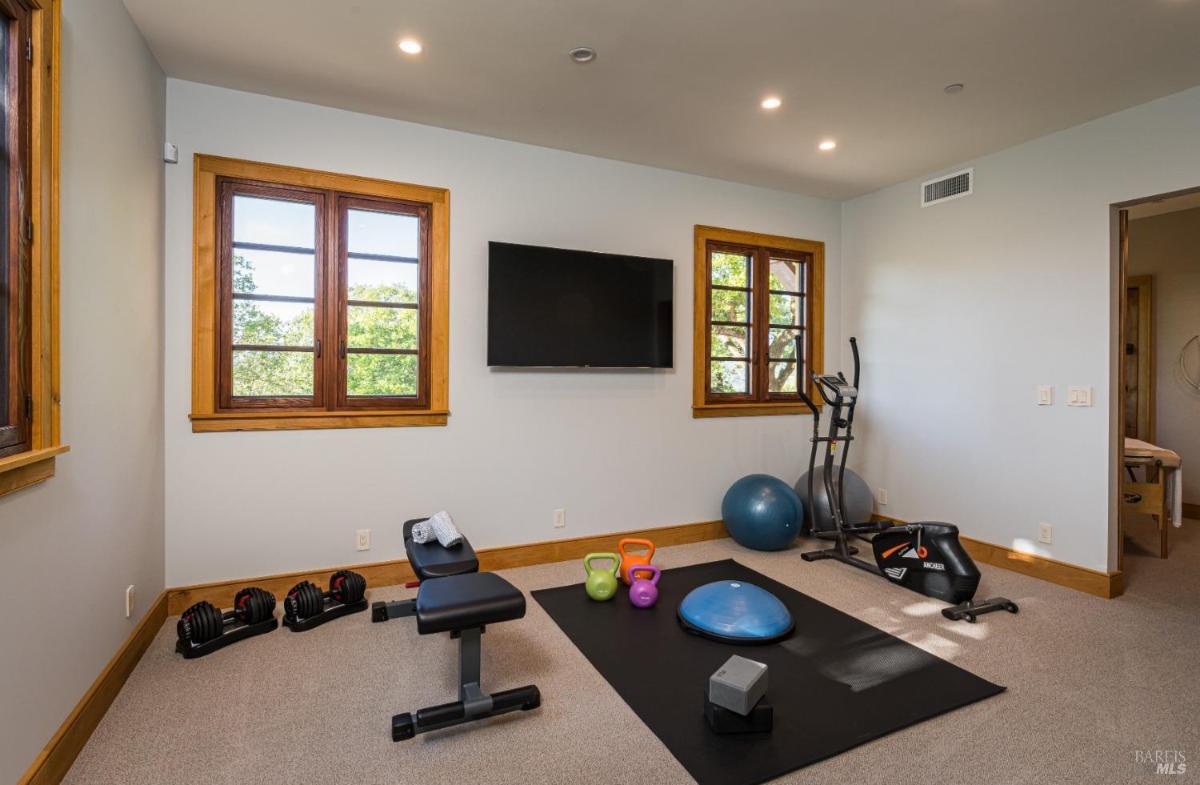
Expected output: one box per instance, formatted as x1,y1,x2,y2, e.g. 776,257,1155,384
553,509,566,529
877,488,889,505
125,585,135,619
1038,523,1053,545
356,529,371,551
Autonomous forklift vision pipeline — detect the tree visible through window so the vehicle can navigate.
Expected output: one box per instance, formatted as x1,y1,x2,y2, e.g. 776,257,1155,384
218,181,430,411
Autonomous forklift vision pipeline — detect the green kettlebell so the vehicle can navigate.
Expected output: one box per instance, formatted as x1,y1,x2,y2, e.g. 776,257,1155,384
583,552,621,601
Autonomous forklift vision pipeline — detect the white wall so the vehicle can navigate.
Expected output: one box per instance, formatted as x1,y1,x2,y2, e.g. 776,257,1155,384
163,80,842,586
841,86,1200,572
0,1,165,782
1129,207,1200,505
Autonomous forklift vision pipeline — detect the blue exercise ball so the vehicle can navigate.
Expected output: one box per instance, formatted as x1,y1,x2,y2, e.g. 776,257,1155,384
721,474,803,551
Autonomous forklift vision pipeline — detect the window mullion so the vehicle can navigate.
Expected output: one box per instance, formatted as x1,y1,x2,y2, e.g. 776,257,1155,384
752,247,769,402
320,191,340,411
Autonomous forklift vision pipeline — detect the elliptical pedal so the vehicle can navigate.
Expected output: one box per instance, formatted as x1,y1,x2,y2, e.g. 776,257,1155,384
942,597,1019,623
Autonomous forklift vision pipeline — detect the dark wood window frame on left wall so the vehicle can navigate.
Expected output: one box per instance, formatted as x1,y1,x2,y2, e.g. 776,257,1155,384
191,155,450,432
0,0,67,498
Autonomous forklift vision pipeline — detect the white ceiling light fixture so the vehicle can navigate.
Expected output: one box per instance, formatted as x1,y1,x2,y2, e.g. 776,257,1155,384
818,140,837,151
944,83,964,94
398,38,423,55
760,96,782,110
569,46,596,64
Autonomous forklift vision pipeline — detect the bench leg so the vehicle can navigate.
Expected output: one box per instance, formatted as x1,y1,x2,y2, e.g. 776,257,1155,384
371,599,416,623
392,626,540,741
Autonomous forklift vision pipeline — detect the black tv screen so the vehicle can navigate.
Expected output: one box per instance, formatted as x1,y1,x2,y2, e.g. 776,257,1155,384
487,242,673,368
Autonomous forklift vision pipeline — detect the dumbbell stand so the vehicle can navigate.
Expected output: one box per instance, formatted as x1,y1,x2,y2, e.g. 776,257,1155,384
391,627,541,741
283,596,369,632
176,617,278,659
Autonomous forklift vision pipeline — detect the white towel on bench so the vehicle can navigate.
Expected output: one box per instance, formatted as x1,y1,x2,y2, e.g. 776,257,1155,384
410,510,465,548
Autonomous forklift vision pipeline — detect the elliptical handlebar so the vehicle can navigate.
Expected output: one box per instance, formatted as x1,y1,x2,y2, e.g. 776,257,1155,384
794,334,819,416
849,336,860,389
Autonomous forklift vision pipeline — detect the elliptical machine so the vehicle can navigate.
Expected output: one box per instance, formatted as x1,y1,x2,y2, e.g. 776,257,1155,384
795,336,1017,623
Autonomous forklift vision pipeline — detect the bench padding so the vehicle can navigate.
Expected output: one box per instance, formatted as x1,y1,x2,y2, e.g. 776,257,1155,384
403,518,479,581
415,573,526,635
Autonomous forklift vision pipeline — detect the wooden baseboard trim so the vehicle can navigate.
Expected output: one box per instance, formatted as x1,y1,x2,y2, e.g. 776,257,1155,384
959,536,1123,599
873,514,1122,598
1182,502,1200,521
168,518,728,614
18,590,168,785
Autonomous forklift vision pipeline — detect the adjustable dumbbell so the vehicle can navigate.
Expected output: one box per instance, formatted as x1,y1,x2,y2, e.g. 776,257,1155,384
176,587,278,659
283,569,369,631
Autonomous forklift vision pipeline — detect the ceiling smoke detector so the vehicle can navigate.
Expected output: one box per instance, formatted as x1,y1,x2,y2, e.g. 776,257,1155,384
569,47,596,64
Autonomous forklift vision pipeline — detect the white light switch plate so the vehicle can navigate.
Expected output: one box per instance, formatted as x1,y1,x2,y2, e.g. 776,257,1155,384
1037,385,1054,406
355,529,371,551
1067,386,1092,407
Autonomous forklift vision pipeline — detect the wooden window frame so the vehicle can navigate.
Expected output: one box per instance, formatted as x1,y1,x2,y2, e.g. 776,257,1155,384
0,0,65,498
191,155,449,432
217,178,327,411
692,225,824,419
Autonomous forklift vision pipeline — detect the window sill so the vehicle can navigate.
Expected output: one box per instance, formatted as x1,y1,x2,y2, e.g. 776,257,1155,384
189,410,449,433
692,402,815,419
0,444,71,497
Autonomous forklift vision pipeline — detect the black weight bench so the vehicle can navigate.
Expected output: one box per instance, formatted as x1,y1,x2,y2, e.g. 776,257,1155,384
372,520,540,740
371,518,479,622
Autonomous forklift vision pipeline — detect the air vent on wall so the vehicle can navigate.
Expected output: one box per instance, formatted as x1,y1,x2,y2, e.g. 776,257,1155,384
921,168,973,207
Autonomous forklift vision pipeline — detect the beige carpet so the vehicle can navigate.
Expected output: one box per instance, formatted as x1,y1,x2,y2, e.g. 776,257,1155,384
63,518,1200,785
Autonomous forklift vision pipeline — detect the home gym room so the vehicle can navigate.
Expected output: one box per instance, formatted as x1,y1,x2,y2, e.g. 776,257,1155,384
3,1,1199,784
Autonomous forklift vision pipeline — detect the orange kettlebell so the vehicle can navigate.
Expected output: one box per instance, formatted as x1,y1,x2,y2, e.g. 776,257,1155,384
617,538,656,585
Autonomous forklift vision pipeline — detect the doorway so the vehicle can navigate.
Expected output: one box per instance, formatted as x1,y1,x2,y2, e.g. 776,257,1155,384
1114,188,1200,578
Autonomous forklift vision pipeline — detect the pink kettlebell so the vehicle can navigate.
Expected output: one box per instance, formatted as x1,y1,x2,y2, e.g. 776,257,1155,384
628,565,661,609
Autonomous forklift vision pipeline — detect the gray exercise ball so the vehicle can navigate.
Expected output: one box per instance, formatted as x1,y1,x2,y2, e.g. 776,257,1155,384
794,466,873,534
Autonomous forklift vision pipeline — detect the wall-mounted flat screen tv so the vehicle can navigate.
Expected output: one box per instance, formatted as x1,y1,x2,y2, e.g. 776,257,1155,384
487,242,673,368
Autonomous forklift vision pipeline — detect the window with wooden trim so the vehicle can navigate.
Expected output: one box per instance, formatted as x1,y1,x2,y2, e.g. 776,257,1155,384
0,0,33,459
0,0,66,497
192,156,449,432
692,225,823,418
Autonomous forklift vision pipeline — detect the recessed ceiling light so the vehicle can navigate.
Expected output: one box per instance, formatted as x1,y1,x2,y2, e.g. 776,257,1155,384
761,96,782,110
944,83,964,94
818,140,837,152
569,46,596,63
398,38,423,55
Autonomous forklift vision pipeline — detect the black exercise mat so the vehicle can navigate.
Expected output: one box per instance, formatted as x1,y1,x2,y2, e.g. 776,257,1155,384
533,559,1004,785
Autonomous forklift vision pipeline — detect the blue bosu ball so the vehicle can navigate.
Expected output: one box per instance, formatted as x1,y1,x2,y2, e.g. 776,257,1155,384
677,580,794,644
722,474,803,551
